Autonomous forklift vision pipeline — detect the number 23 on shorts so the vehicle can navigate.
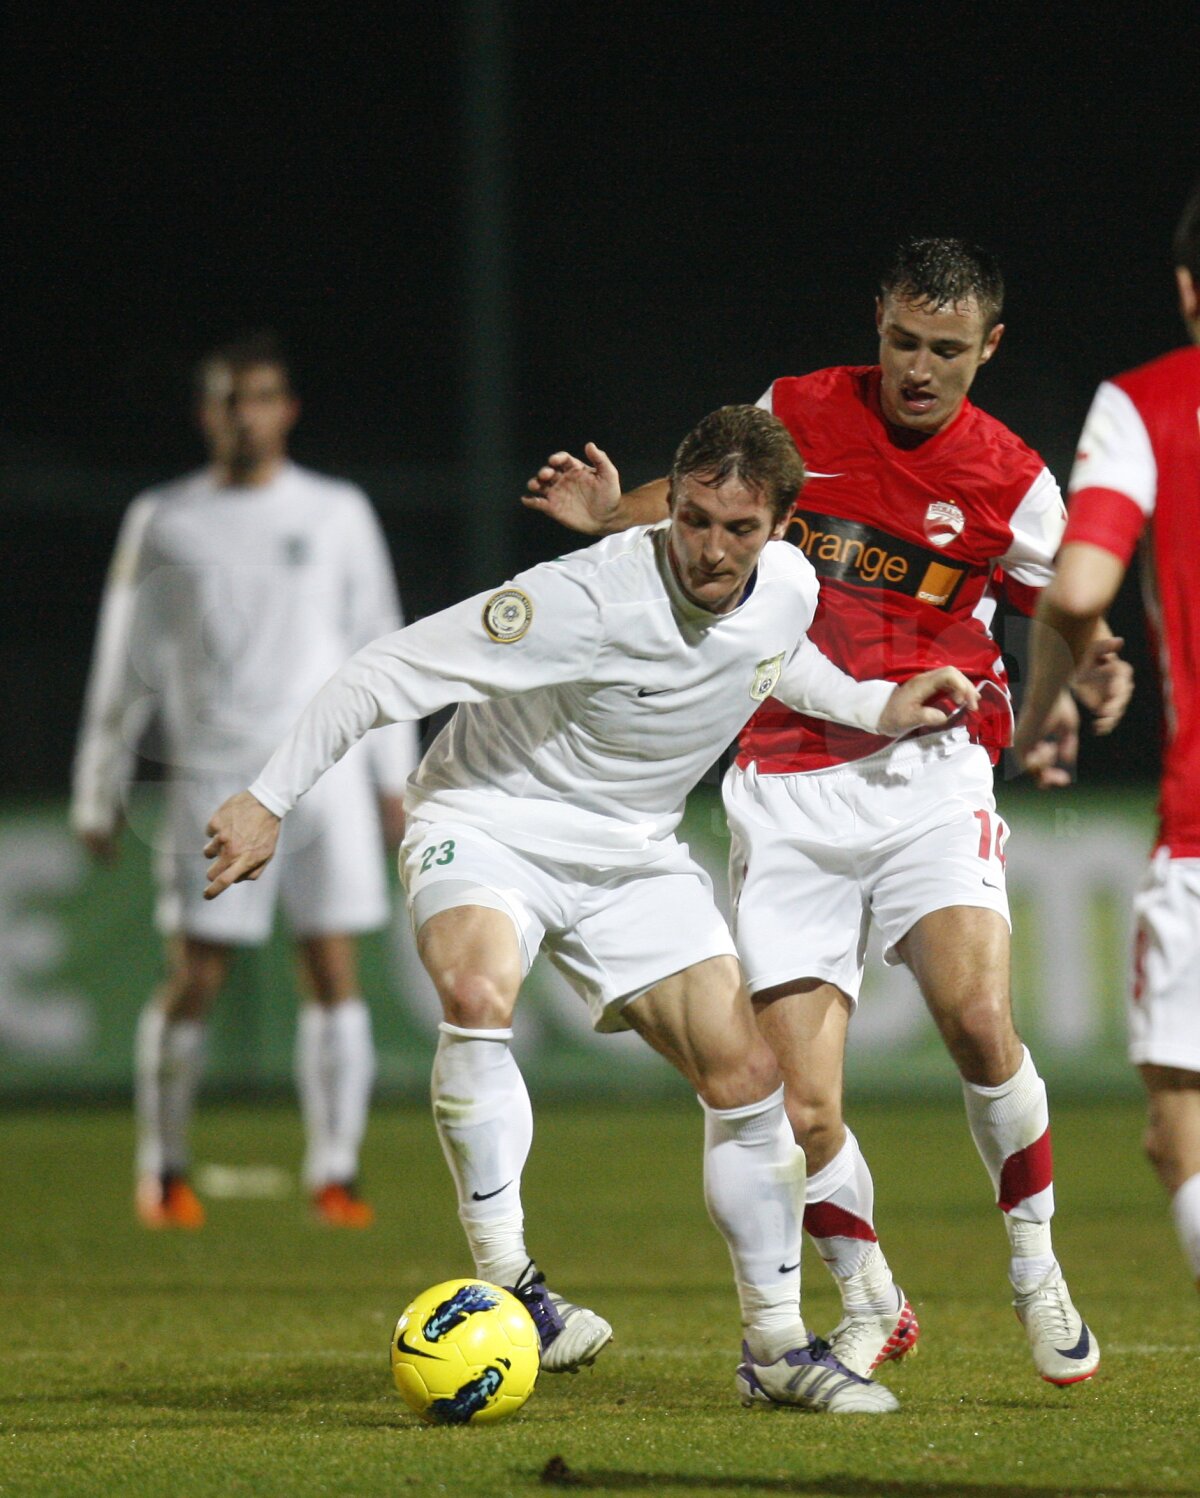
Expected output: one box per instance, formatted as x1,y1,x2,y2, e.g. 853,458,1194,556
418,839,457,874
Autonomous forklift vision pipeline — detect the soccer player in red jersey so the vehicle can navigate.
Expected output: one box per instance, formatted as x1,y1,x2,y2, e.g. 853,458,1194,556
1016,183,1200,1295
525,239,1132,1386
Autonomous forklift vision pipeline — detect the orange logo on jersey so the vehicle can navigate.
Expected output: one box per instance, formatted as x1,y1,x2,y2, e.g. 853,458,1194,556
786,510,973,608
788,513,908,585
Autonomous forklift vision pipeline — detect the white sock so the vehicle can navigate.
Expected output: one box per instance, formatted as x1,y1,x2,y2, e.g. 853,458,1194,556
702,1085,807,1363
135,1004,205,1179
962,1046,1058,1288
431,1023,532,1286
1171,1171,1200,1286
804,1130,896,1305
296,998,376,1189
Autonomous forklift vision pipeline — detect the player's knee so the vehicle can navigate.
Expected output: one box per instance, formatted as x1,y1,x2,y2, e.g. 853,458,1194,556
785,1093,842,1157
696,1040,780,1111
162,964,225,1019
939,992,1016,1075
438,970,517,1030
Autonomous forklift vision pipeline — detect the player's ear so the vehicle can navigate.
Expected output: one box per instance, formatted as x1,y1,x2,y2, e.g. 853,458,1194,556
1177,267,1200,325
979,321,1005,364
771,504,795,540
874,297,886,334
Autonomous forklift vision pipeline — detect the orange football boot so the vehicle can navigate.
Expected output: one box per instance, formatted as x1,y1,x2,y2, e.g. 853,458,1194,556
136,1173,206,1229
312,1182,375,1228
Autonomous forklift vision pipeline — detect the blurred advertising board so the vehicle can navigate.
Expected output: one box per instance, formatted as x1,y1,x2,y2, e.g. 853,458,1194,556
0,783,1155,1101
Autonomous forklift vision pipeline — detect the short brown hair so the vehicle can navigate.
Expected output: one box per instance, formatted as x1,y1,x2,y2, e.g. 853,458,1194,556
669,404,806,523
881,237,1005,335
195,330,293,397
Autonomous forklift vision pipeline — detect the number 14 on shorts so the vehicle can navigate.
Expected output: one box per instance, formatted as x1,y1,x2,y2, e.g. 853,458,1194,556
973,809,1008,868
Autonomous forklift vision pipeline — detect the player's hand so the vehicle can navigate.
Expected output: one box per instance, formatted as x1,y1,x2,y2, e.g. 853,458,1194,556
878,666,979,737
521,443,621,534
1015,691,1079,789
203,791,281,898
378,793,407,850
1071,635,1132,736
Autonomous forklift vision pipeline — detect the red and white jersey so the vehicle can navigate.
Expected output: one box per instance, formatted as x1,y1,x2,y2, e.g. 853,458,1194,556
1063,345,1200,856
739,365,1065,773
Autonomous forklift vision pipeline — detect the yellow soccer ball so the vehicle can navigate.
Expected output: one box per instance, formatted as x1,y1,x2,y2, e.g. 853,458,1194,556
391,1278,540,1425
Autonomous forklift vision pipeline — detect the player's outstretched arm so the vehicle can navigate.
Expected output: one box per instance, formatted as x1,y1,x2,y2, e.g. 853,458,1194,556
203,791,281,899
522,444,669,535
877,667,980,737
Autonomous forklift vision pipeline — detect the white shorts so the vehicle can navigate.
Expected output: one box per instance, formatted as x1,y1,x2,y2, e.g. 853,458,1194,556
724,728,1011,1003
156,744,390,945
1129,851,1200,1073
399,819,737,1032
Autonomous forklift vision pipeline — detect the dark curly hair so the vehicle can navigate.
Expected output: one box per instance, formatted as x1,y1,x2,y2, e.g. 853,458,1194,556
881,237,1005,333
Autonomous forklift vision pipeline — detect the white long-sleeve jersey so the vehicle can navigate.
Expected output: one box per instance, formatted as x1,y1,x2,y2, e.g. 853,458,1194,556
71,461,419,835
250,523,895,869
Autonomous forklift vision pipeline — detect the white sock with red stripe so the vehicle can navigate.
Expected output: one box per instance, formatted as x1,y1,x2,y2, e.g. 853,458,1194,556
803,1130,897,1312
702,1085,808,1362
962,1046,1058,1292
1171,1171,1200,1286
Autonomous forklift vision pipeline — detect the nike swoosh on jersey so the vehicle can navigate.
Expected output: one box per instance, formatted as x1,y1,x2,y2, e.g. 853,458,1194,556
778,1260,801,1274
803,471,846,479
471,1180,513,1201
636,686,671,697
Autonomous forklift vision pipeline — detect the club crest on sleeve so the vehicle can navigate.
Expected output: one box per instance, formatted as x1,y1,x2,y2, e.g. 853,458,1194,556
750,652,785,700
482,588,533,643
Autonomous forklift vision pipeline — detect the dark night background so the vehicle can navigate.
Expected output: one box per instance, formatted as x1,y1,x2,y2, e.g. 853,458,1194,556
4,5,1198,796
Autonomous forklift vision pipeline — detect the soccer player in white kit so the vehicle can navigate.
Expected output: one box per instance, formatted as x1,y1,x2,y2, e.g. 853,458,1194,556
71,334,419,1230
1015,181,1200,1294
205,404,977,1411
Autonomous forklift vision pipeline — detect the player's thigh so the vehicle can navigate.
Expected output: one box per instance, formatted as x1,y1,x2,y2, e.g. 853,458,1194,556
401,820,551,999
156,771,280,945
1130,854,1200,1074
278,747,389,938
623,955,778,1108
866,744,1011,969
551,850,737,1034
416,906,526,1027
724,764,868,1002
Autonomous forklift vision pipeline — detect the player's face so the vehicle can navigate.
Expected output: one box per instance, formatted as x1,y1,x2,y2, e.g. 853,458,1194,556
198,362,299,478
666,473,788,614
876,293,1004,435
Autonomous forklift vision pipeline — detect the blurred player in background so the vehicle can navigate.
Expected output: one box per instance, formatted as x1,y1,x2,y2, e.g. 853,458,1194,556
525,240,1131,1386
1015,181,1200,1293
204,404,979,1411
71,333,419,1230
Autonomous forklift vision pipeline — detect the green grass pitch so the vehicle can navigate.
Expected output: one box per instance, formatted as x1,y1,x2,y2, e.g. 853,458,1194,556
2,1098,1196,1497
